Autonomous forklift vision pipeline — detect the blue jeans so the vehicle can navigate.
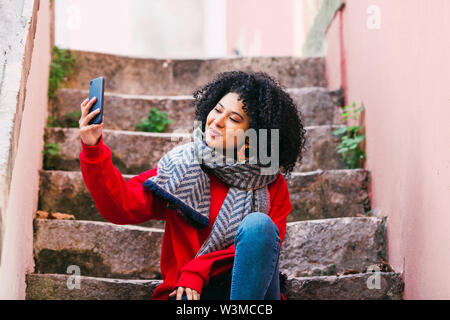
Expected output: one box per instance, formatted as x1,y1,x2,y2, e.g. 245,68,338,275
230,211,281,300
169,212,281,300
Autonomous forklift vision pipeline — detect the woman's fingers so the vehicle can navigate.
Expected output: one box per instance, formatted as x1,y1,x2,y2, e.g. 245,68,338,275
193,290,199,300
81,97,95,111
81,107,100,126
168,286,199,300
80,97,96,122
185,287,193,300
176,286,185,300
80,98,89,108
81,97,96,115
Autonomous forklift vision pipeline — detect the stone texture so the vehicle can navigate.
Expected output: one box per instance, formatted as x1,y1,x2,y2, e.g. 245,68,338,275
49,89,196,132
25,272,403,300
286,169,371,221
37,169,164,229
33,219,163,279
43,126,346,174
38,169,369,224
25,274,161,300
49,87,342,130
285,272,404,300
280,217,387,277
295,125,347,173
33,217,385,280
44,128,186,175
64,50,327,96
287,87,344,126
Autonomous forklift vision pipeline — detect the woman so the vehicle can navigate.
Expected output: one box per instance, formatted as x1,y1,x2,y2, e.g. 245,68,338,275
78,71,306,300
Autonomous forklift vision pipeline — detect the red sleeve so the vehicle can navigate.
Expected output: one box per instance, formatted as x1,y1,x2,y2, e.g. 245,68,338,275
79,134,167,225
175,174,292,294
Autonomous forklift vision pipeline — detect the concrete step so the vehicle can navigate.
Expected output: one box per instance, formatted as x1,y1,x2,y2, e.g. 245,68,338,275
25,272,403,300
38,168,370,226
49,87,343,130
64,50,327,96
32,216,387,279
44,125,347,175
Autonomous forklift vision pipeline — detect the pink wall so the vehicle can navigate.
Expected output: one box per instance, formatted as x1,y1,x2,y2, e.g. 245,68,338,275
0,0,50,299
326,0,450,299
227,0,295,56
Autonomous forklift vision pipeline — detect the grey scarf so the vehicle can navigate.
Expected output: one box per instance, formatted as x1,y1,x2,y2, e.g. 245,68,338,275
142,126,280,258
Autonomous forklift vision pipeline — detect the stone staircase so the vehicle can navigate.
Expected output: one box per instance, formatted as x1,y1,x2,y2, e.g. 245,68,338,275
25,51,404,300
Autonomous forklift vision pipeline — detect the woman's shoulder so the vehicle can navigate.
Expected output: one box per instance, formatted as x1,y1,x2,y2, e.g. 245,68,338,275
268,171,289,198
270,171,287,187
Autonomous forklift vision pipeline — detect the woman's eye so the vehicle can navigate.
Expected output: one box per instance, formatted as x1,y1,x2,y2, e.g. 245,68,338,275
214,108,238,122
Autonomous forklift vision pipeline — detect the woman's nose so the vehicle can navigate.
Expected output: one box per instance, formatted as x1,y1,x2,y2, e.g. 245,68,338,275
213,114,226,128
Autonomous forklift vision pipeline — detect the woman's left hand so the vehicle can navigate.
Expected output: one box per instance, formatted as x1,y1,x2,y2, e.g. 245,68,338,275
169,286,200,300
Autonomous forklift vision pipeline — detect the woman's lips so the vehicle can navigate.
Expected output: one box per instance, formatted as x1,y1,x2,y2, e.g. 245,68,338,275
208,128,222,137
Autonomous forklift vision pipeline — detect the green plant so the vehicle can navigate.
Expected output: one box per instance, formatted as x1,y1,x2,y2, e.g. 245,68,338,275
135,107,173,132
48,46,76,99
46,115,62,128
42,143,63,170
65,110,82,128
332,102,366,169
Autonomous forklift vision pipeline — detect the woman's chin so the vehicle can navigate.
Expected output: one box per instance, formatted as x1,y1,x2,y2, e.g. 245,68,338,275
206,136,222,149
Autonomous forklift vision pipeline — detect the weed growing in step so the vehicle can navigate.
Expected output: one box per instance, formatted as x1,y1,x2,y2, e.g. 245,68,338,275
46,115,63,128
135,107,173,133
332,102,366,169
48,46,76,99
46,111,82,128
65,110,82,128
42,143,63,170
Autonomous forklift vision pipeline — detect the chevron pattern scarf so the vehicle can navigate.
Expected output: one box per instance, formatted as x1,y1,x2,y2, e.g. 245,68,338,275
142,126,280,258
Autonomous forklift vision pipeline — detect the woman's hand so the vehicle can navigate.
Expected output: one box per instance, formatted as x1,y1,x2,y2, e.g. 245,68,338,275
79,97,104,146
169,286,200,300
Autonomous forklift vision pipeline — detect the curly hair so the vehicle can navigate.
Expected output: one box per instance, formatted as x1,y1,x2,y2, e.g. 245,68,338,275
192,71,307,179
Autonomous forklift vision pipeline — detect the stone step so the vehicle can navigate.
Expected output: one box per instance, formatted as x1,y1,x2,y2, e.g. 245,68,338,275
25,272,403,300
32,216,386,279
26,274,160,300
64,50,327,96
43,125,347,175
49,87,343,130
284,273,403,300
33,219,164,279
38,168,370,226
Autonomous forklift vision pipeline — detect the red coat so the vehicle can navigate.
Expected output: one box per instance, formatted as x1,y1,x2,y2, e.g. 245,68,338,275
79,135,292,300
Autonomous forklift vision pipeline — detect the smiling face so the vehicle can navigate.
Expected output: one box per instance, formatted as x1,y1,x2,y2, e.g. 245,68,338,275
205,92,250,155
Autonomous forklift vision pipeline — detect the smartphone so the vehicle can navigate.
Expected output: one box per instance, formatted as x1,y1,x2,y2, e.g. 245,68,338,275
88,76,105,125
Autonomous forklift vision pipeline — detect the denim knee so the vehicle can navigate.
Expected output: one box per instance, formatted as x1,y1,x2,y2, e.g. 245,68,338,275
235,212,280,245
